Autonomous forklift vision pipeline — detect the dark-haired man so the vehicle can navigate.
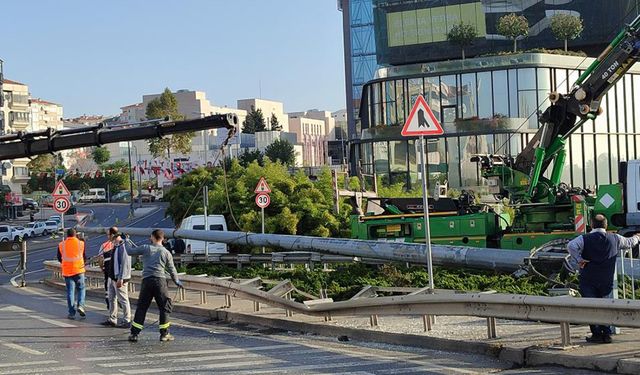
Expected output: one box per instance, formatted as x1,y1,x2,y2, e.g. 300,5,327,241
568,214,640,344
57,228,86,320
127,229,182,342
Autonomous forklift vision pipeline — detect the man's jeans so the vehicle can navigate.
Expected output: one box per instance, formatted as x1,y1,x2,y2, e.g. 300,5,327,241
64,273,86,316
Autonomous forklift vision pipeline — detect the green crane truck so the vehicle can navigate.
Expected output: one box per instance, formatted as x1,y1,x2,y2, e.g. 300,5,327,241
351,13,640,252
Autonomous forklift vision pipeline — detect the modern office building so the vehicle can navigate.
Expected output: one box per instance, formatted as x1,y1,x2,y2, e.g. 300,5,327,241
341,0,640,190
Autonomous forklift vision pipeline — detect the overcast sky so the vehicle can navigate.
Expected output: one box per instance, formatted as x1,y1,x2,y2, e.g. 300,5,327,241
2,1,346,117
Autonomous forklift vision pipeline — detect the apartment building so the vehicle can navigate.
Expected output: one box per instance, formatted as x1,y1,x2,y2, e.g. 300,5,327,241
30,98,63,131
1,79,32,192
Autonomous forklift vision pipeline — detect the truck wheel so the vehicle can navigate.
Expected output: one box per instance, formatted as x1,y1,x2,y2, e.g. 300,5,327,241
42,230,48,236
0,238,7,242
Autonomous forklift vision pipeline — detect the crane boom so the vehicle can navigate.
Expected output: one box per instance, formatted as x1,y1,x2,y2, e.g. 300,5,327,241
0,114,238,161
476,13,640,204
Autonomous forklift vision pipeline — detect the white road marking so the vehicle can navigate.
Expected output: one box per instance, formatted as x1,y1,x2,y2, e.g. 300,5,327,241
0,361,58,368
10,270,46,287
79,343,298,361
121,359,283,374
168,348,321,364
0,305,30,313
0,341,44,356
287,340,482,374
0,366,80,375
29,314,76,328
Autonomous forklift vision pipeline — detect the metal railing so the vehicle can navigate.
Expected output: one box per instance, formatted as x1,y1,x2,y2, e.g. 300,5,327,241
176,251,388,269
43,260,640,347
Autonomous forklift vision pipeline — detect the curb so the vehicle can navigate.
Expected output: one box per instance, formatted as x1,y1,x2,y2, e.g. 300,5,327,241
42,279,639,374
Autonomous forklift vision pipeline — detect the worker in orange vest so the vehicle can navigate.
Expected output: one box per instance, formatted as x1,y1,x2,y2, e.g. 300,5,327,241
57,228,87,320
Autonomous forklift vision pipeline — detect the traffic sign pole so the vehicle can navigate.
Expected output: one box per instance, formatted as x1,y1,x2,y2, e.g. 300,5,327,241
261,206,265,254
419,135,434,291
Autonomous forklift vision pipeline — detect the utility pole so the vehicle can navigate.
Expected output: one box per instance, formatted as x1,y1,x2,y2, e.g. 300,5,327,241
127,141,134,217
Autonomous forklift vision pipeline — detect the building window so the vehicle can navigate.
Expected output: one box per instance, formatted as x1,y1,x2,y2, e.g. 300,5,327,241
13,167,28,177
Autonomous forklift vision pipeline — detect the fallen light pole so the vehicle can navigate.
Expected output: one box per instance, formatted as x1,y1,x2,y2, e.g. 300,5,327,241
81,226,534,273
80,226,640,280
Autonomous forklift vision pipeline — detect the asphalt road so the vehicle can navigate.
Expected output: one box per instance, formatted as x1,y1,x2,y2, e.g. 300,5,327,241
0,202,173,286
0,204,603,374
0,284,604,375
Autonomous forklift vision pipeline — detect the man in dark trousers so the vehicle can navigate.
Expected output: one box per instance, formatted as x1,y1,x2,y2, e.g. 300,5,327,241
127,229,182,342
568,214,640,343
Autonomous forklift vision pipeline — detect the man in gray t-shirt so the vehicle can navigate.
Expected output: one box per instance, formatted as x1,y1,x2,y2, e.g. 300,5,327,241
127,229,183,342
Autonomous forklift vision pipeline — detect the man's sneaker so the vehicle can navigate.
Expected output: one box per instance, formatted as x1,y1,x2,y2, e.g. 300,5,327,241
128,334,138,342
67,314,75,320
117,322,131,329
160,333,175,342
77,306,86,318
586,334,603,343
100,320,117,327
602,335,613,344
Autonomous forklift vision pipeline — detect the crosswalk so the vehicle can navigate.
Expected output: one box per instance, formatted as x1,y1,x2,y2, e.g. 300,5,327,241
0,288,507,375
0,343,483,375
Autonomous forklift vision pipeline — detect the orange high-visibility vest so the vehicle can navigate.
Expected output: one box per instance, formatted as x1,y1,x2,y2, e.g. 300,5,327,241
59,237,85,277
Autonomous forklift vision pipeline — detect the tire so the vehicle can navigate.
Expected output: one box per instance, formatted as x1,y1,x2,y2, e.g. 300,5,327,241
42,230,49,236
13,237,19,242
0,238,8,242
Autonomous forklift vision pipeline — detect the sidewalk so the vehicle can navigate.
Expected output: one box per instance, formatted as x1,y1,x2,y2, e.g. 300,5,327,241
43,277,640,374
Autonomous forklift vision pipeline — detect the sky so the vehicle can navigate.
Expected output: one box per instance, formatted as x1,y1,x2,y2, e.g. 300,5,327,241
1,1,346,118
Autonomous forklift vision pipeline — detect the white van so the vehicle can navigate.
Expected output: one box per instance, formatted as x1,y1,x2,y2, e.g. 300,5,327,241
79,188,107,203
179,215,228,254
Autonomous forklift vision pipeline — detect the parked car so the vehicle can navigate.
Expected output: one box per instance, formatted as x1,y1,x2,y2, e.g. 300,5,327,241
138,193,156,203
23,198,39,210
48,215,62,224
11,226,29,241
79,188,107,203
111,191,131,203
25,221,47,236
44,221,61,234
0,225,13,242
41,195,54,207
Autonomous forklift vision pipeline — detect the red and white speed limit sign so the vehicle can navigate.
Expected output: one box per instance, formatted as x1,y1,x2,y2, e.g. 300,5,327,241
255,193,270,209
53,196,71,213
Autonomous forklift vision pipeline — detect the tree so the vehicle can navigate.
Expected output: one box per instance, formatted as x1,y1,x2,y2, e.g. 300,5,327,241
92,146,110,165
27,154,60,172
497,13,529,52
164,161,350,239
550,13,583,51
447,22,478,60
242,106,267,134
265,139,296,166
146,88,193,158
239,149,264,167
270,113,282,131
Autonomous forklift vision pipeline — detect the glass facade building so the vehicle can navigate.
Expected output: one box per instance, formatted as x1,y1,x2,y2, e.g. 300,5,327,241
340,0,640,192
340,0,378,139
354,53,640,190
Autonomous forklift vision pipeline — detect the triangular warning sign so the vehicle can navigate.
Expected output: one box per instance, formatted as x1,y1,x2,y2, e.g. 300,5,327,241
254,177,271,194
52,180,71,197
401,95,444,137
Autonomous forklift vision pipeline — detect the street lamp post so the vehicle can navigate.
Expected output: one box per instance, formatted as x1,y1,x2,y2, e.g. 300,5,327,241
132,144,142,208
127,141,135,217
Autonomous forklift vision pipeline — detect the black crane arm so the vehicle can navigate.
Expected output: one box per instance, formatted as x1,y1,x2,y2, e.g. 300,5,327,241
0,114,238,161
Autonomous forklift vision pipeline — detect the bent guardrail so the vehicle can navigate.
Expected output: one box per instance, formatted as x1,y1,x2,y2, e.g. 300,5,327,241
44,260,640,347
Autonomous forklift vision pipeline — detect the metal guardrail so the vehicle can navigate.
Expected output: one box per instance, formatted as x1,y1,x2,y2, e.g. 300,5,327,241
43,260,640,347
176,251,388,268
